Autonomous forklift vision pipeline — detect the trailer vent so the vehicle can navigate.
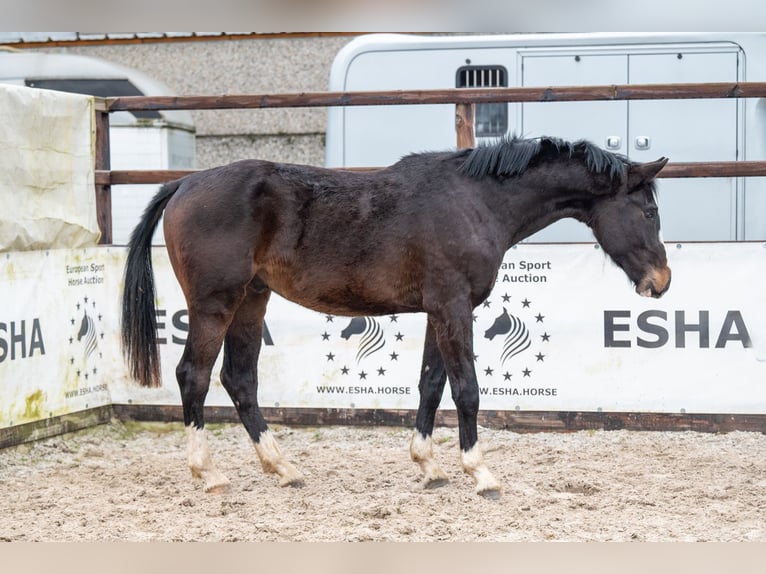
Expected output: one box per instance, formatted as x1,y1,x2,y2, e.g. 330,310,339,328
456,65,508,138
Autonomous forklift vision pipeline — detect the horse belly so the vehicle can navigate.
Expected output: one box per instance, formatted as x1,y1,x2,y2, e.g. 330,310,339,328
259,263,422,317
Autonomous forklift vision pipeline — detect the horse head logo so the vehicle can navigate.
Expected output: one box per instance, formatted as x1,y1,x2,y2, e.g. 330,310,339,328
484,308,512,340
484,308,530,364
77,310,98,360
340,317,385,363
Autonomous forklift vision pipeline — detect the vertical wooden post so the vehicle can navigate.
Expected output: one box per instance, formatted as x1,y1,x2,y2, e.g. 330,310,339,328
455,102,476,149
94,98,112,245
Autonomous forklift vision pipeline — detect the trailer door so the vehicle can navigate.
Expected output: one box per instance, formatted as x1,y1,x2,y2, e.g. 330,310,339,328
521,52,628,242
521,46,740,242
628,50,740,241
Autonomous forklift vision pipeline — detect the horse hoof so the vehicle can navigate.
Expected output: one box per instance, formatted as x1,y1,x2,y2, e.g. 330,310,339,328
279,476,305,488
478,488,502,500
424,477,449,490
203,480,231,494
196,469,231,494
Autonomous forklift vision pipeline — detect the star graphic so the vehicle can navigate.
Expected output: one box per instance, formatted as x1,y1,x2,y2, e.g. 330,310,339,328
522,368,532,377
535,353,545,362
326,352,335,362
521,298,531,308
325,315,334,323
359,371,368,380
389,352,399,361
484,366,494,376
84,296,89,304
76,302,81,310
541,332,550,342
377,367,386,376
341,366,350,375
482,300,491,308
503,371,512,381
321,331,330,341
69,337,73,344
389,315,398,323
535,313,545,323
501,293,511,302
395,332,404,341
70,318,75,326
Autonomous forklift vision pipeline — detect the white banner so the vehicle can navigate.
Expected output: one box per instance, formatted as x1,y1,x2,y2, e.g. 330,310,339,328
1,243,765,431
0,248,120,427
0,84,99,252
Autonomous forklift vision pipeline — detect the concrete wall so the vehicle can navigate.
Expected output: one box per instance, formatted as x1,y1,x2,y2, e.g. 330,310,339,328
40,36,355,168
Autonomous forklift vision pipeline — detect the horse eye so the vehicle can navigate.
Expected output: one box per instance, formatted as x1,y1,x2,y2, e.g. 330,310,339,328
645,209,657,220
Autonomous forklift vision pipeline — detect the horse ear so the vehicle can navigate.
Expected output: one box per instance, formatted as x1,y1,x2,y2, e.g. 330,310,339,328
627,157,668,189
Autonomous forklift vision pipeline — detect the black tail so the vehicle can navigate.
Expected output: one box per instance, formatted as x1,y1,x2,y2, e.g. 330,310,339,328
121,179,183,387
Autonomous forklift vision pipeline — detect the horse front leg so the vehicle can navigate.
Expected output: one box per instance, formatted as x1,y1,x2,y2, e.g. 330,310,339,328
427,301,502,499
220,284,304,487
410,319,450,489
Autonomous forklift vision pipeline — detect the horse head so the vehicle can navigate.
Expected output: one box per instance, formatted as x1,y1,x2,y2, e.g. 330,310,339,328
459,137,671,299
589,158,671,298
340,317,368,340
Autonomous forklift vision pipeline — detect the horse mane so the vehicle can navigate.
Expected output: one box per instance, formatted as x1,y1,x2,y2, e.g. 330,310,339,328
457,135,628,180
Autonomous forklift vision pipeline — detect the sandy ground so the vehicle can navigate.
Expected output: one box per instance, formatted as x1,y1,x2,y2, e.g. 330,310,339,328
1,420,765,542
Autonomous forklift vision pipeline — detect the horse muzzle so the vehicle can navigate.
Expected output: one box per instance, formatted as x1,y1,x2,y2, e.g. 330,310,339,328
637,266,672,298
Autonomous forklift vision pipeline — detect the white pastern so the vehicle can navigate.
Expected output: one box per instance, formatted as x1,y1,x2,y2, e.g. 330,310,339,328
185,425,230,493
409,431,449,488
253,430,304,487
460,443,502,498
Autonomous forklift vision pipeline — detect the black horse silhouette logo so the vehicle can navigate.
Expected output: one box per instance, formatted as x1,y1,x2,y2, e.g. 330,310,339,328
484,308,530,364
77,310,98,360
340,317,386,363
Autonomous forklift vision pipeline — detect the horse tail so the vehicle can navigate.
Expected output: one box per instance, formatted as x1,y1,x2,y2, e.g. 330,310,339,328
121,179,182,388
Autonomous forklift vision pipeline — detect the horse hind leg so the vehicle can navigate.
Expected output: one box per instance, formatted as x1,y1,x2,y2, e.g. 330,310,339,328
177,309,234,493
220,282,304,487
410,319,450,489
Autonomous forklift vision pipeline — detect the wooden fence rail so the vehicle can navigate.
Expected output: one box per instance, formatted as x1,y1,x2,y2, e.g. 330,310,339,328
99,81,766,112
94,82,766,243
94,161,766,186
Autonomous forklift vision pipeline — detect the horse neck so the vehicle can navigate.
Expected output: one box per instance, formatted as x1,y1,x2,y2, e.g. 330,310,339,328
485,171,597,247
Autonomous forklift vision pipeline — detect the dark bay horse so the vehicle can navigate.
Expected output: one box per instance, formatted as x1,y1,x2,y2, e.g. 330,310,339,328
121,135,671,498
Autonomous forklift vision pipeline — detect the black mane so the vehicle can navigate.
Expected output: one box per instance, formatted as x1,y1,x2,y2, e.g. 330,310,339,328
457,135,628,180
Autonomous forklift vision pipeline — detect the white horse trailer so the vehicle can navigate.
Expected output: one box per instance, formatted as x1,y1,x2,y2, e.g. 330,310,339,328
0,50,196,245
326,33,766,242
